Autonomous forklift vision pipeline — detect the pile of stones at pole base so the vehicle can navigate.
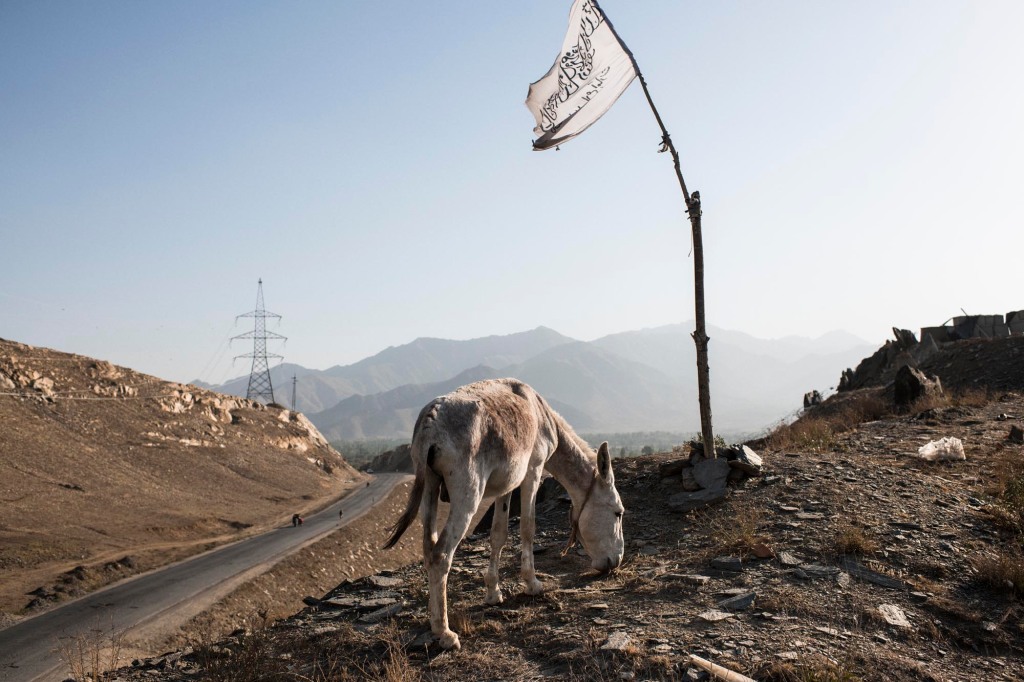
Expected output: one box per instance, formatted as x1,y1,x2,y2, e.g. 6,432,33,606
659,441,763,513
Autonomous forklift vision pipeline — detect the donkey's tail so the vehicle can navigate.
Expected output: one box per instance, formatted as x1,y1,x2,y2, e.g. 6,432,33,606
383,441,435,549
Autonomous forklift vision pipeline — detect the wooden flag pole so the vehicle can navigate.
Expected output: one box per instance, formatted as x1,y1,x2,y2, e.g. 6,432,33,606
593,0,716,458
637,73,716,460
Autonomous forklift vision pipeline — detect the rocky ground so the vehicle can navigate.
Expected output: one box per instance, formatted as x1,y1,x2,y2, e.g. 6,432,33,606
105,386,1024,681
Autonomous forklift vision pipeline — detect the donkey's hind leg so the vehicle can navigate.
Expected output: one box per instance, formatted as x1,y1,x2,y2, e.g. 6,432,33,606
427,477,485,650
484,492,512,605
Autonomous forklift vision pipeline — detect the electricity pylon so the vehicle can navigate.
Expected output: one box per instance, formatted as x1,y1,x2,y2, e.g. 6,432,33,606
233,279,285,404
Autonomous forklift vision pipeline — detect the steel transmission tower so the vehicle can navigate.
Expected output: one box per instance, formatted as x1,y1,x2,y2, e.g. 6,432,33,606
233,279,286,404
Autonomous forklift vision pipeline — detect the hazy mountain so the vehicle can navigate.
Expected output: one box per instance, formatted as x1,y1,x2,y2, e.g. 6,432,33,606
208,323,873,441
593,323,872,369
310,365,593,442
306,324,873,441
197,327,575,413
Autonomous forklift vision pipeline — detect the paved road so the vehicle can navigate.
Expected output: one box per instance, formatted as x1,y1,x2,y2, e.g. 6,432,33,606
0,473,411,682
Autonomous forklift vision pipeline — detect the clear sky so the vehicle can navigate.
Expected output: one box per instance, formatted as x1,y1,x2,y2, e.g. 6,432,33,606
2,1,1022,385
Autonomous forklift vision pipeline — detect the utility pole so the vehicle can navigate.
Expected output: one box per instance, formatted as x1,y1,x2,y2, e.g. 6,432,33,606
291,375,298,412
232,279,286,404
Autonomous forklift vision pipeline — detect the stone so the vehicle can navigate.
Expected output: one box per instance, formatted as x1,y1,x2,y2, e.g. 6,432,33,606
301,596,322,607
1010,425,1024,444
668,487,728,512
693,457,731,490
794,564,840,579
679,574,712,586
358,603,403,624
680,466,703,492
838,558,907,590
778,552,801,567
659,459,687,478
710,556,743,572
698,609,734,623
717,592,756,611
894,365,943,407
728,446,763,476
368,575,403,588
601,631,632,651
357,597,399,610
803,390,823,408
878,604,911,628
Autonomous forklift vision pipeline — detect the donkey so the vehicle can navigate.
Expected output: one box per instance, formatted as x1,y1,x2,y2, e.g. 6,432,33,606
384,378,625,650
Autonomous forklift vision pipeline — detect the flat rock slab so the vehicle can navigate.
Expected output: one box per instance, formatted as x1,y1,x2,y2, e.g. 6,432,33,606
354,597,399,611
711,556,743,572
698,609,735,623
839,558,907,590
368,575,404,588
668,487,728,512
601,631,632,651
728,445,763,475
794,564,840,579
358,603,403,624
878,604,911,628
778,551,802,567
693,458,731,490
677,574,712,586
717,592,757,611
321,596,360,609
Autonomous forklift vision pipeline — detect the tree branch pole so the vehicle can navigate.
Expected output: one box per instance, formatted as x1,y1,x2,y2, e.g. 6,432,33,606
593,0,715,457
635,72,715,459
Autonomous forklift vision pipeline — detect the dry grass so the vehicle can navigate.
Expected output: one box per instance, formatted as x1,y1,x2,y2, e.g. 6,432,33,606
757,586,824,620
768,417,838,452
378,624,422,682
832,523,879,558
974,551,1024,595
768,393,891,452
924,595,984,623
189,612,286,682
57,618,126,682
694,499,769,560
754,654,862,682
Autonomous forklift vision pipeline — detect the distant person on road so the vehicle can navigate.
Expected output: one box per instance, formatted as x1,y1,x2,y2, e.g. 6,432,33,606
292,513,301,527
338,508,344,519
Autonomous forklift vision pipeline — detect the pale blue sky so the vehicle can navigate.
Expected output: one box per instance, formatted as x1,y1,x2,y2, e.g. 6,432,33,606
2,1,1022,385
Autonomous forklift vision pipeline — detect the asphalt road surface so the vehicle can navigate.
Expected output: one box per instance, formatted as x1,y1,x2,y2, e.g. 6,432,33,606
0,472,411,682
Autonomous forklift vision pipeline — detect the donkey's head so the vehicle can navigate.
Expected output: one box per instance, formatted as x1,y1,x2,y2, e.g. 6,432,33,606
576,442,625,573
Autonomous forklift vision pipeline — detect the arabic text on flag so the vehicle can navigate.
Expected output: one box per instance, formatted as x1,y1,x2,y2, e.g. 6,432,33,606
526,0,637,150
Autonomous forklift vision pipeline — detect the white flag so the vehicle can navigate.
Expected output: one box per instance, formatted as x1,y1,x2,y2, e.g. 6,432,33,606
526,0,637,150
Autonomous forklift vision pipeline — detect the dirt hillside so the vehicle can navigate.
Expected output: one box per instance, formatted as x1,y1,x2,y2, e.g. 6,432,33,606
0,338,365,622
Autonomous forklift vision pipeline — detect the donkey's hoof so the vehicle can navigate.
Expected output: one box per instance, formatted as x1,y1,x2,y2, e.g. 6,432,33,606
439,629,461,650
524,578,544,596
485,590,504,605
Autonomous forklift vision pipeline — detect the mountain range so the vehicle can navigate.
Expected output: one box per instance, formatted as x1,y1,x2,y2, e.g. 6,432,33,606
196,324,874,441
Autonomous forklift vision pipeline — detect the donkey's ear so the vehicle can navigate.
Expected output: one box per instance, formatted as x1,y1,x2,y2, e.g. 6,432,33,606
597,441,614,484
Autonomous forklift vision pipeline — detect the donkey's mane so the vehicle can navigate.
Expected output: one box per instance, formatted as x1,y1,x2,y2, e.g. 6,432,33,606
544,402,597,483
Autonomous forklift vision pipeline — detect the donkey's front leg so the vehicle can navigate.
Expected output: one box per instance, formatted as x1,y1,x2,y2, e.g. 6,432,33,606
427,486,482,650
518,471,544,595
484,492,512,605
